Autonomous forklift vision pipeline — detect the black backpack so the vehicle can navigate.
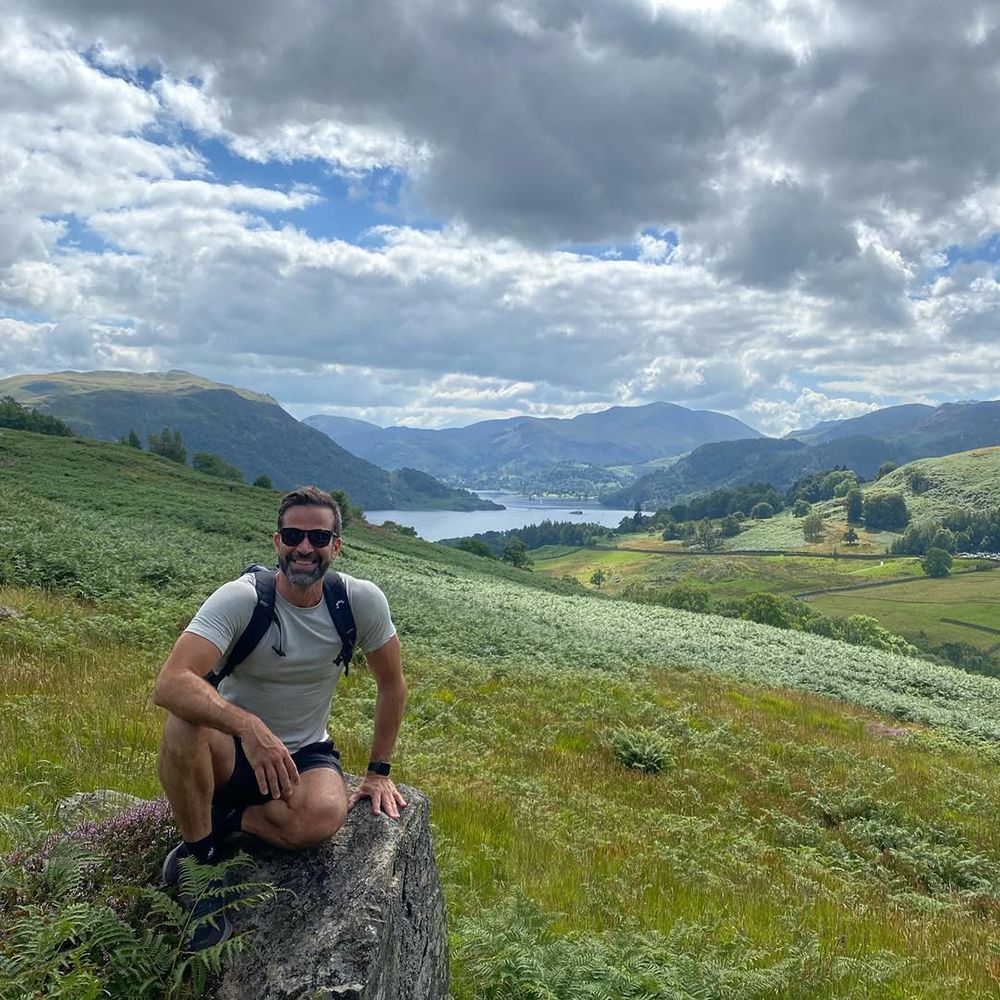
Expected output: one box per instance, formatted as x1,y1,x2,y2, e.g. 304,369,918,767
205,564,358,688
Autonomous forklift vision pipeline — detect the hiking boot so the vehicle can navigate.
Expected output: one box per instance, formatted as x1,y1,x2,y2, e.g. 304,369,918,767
162,840,189,887
184,887,234,952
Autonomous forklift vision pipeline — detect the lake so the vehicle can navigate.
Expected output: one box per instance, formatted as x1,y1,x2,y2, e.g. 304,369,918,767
366,491,639,541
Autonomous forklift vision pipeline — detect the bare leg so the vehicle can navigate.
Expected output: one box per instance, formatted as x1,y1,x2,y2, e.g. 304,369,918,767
157,715,236,842
242,768,348,849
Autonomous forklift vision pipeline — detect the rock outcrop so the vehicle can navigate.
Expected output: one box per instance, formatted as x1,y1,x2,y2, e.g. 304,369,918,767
215,779,448,1000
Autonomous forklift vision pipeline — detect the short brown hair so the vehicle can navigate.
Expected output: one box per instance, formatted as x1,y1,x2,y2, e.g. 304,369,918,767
277,485,342,536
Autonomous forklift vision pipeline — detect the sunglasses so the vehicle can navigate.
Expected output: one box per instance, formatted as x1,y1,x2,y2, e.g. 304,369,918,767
278,527,338,547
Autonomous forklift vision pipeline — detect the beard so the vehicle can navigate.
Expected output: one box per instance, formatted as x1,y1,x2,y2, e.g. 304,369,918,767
279,551,330,586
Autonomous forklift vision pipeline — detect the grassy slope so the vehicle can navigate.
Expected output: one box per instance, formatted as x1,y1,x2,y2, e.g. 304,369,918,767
874,446,1000,522
4,428,1000,996
0,368,277,405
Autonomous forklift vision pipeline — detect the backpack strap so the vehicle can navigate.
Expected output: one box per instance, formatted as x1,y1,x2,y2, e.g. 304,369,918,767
323,570,357,675
205,567,357,687
205,567,278,689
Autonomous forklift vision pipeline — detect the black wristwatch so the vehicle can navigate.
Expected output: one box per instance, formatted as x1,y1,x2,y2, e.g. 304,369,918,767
367,760,391,776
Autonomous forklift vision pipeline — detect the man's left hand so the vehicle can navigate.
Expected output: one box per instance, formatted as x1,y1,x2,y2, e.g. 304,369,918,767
348,774,408,819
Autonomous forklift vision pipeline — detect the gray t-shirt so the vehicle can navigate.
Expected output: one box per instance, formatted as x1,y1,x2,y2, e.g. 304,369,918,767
184,572,396,751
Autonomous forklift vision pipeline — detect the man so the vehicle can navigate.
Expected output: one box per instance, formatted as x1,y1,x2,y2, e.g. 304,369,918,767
153,485,407,950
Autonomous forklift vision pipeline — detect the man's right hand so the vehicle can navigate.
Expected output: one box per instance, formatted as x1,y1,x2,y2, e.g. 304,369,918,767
240,720,300,800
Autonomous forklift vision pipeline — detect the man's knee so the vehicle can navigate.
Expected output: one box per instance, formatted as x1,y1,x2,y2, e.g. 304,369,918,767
158,716,207,766
283,799,347,849
157,716,232,785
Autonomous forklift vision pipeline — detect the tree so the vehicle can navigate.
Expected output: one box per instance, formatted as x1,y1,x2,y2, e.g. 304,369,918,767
147,427,186,464
922,547,953,578
380,520,418,536
720,514,741,538
457,537,496,559
590,568,607,589
192,451,244,482
845,488,863,523
802,512,825,543
792,499,811,518
749,502,774,520
0,396,73,437
694,518,722,552
876,461,898,480
253,474,273,489
660,583,710,612
843,525,859,545
502,537,531,569
862,493,909,531
330,489,363,528
739,593,792,629
117,428,141,449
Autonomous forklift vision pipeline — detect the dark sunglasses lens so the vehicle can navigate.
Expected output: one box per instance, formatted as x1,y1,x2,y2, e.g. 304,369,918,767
280,527,334,546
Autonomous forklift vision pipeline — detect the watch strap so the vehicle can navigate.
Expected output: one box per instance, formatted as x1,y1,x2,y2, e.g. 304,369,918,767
367,760,391,776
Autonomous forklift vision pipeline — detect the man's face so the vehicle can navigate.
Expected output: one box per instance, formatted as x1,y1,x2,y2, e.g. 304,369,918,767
274,505,342,586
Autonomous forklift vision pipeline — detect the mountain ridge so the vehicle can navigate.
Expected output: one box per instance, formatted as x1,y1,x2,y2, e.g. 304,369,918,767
305,401,764,484
0,370,501,511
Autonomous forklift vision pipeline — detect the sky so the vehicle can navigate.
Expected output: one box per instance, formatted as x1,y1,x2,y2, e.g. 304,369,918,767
1,0,998,436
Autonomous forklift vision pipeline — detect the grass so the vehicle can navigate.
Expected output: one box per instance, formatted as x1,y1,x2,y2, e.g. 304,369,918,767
4,426,1000,997
875,447,1000,523
533,546,927,601
808,571,1000,652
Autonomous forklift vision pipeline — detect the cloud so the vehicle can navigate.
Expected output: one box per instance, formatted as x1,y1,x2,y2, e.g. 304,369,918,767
0,1,997,434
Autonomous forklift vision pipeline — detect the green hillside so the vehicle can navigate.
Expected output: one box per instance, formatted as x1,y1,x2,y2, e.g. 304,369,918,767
0,370,500,511
4,428,1000,996
874,447,1000,522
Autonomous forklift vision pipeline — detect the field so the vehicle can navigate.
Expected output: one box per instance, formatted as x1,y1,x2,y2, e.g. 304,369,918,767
4,427,1000,997
533,545,927,601
808,572,1000,653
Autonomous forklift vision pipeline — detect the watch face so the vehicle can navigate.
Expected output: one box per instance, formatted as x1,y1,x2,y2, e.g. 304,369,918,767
367,761,391,776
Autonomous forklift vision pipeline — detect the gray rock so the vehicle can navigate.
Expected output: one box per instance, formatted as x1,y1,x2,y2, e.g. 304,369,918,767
0,606,21,620
216,779,449,1000
56,789,148,828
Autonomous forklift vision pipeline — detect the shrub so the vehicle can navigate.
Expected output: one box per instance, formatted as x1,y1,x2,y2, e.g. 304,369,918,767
611,726,673,773
252,474,273,489
740,593,793,629
192,451,244,482
0,800,276,999
862,493,909,531
749,502,774,520
792,499,811,517
922,547,952,578
456,537,496,559
659,583,711,613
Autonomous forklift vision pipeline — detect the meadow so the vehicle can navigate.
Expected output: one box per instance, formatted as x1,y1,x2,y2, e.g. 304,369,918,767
532,545,927,602
808,572,1000,653
3,428,1000,997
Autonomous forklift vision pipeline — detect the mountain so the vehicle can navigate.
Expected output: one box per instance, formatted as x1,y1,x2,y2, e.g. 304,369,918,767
609,400,1000,510
786,400,999,452
304,402,763,484
0,370,501,511
603,435,913,509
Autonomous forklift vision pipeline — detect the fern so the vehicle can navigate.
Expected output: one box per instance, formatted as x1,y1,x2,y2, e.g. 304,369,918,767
0,801,278,998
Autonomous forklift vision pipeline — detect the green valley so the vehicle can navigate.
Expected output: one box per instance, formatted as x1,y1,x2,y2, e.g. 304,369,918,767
3,427,1000,997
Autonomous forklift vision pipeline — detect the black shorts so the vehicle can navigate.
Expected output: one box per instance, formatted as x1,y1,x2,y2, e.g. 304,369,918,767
213,736,343,810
